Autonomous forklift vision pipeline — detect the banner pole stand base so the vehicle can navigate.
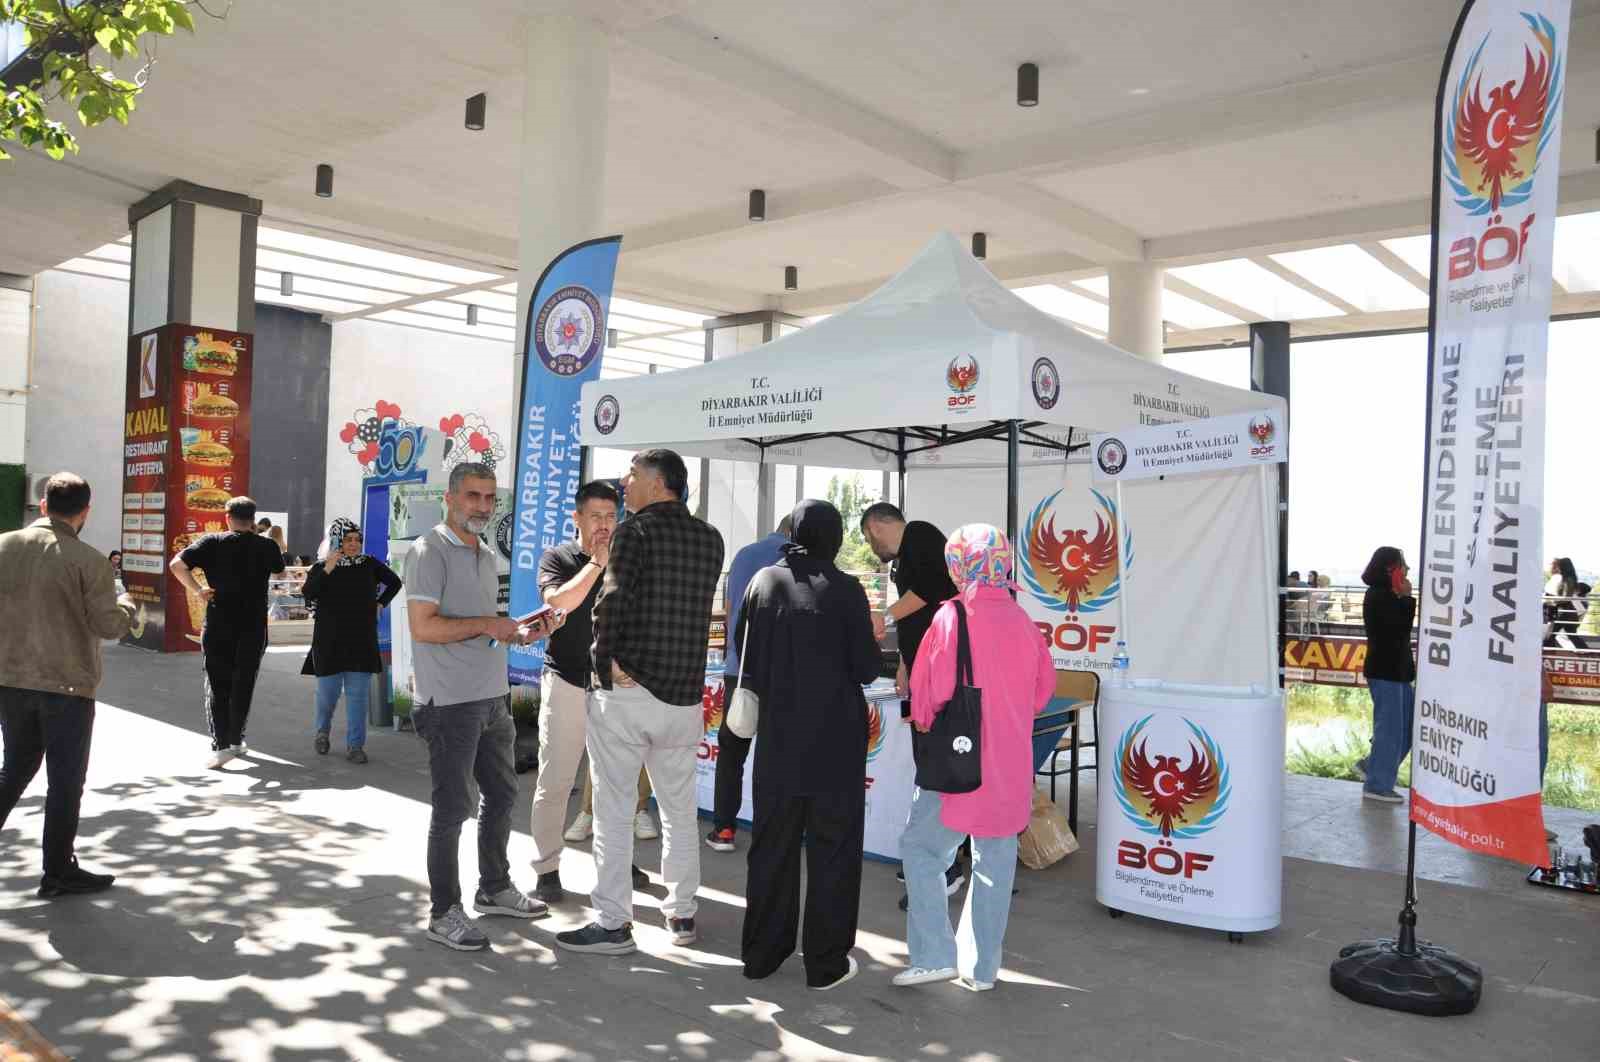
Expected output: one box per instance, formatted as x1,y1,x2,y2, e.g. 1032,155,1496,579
1330,826,1482,1017
1329,936,1482,1017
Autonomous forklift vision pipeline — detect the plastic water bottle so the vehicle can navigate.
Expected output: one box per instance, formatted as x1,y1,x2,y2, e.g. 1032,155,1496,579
1111,641,1130,686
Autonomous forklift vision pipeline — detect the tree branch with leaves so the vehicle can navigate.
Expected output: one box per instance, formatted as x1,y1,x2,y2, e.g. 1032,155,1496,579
0,0,228,162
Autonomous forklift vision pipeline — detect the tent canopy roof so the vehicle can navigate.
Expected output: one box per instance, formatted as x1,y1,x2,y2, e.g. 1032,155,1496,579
580,232,1282,468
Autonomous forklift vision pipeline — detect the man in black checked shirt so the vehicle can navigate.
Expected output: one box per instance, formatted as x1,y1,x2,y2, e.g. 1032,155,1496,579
557,449,724,955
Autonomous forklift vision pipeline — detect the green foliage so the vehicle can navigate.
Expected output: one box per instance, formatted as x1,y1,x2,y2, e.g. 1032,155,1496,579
1,0,205,161
825,473,883,575
1286,683,1600,809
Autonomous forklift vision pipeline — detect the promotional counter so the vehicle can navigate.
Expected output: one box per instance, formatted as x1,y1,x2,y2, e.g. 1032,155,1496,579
1096,680,1285,935
697,672,913,861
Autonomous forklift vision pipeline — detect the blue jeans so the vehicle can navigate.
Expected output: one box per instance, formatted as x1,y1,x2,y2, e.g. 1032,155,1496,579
1366,679,1414,794
901,787,1018,984
315,672,371,750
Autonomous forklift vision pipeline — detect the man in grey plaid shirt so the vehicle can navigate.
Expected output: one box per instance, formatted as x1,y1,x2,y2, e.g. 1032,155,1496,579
557,448,724,955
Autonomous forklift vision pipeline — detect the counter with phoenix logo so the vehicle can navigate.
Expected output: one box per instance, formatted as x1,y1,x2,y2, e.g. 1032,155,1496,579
1097,680,1285,935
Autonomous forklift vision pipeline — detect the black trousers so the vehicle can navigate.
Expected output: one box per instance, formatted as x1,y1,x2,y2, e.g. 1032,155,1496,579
202,617,267,751
742,788,865,987
712,726,752,830
0,687,96,877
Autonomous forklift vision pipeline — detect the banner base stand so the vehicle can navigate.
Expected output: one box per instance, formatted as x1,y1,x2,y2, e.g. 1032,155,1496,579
1329,937,1482,1017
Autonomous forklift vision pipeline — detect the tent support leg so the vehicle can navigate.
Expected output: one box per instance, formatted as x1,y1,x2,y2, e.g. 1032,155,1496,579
1006,420,1019,599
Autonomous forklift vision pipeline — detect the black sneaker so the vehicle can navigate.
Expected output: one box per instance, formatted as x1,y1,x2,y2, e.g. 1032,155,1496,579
534,869,565,904
556,921,637,955
1584,824,1600,865
706,827,736,852
38,863,116,899
667,916,697,945
347,747,369,764
314,730,330,755
631,864,649,888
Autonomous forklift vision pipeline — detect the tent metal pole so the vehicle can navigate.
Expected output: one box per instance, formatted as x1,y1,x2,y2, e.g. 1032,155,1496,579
1006,420,1019,599
896,429,907,508
1115,479,1129,652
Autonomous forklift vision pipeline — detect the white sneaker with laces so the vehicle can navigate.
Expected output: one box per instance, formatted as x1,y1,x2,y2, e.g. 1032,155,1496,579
474,886,548,919
960,977,995,992
427,905,489,951
634,810,660,840
207,749,235,769
231,742,248,756
893,965,957,987
564,812,594,842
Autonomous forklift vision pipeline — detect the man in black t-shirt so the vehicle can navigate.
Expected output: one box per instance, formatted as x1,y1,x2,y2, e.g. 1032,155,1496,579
860,503,958,692
860,501,966,903
528,480,621,904
170,496,285,769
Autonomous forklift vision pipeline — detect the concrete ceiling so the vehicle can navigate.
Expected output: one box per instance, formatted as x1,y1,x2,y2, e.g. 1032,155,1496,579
5,0,1600,342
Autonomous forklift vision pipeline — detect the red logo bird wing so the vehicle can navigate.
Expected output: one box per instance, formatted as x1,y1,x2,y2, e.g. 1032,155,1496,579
1455,46,1549,210
1122,739,1217,836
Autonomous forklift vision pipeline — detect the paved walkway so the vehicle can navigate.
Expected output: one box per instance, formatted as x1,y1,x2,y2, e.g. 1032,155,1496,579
0,645,1594,1061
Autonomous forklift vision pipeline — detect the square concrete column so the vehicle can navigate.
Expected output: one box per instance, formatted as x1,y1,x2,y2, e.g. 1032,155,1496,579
123,181,262,652
1108,262,1165,362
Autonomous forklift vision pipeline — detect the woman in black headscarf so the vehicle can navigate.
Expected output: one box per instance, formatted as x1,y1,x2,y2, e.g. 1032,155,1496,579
735,498,882,991
301,518,402,763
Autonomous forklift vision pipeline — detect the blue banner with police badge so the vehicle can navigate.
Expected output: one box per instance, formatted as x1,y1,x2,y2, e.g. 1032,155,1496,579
508,235,622,684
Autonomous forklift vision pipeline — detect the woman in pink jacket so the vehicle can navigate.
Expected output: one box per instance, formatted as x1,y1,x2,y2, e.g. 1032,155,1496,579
897,524,1054,992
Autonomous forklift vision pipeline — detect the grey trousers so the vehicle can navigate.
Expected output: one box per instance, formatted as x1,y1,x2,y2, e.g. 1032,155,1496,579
587,683,702,929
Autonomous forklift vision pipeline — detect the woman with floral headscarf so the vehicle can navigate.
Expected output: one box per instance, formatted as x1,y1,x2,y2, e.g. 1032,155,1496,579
301,518,402,763
897,523,1054,993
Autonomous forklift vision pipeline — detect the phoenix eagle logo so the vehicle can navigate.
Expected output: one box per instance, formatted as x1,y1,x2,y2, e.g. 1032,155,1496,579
946,354,979,393
865,701,886,762
702,682,725,738
1445,12,1564,216
1115,715,1230,839
1019,488,1134,615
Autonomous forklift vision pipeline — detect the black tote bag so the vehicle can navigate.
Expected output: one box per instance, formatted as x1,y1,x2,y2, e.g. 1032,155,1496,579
912,600,983,794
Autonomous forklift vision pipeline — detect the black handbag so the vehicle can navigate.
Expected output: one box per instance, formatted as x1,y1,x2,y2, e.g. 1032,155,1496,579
912,600,983,794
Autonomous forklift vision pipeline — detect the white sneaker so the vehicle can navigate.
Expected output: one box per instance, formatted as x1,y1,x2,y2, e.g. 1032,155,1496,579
812,955,858,991
634,810,660,840
206,749,235,769
960,977,995,992
893,965,957,987
563,812,593,842
230,742,248,756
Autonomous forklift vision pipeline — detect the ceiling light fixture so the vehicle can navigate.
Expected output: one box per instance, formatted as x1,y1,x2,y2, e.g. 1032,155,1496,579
466,304,479,326
607,328,618,348
749,189,766,222
1017,62,1039,107
315,163,333,198
465,93,487,131
784,265,798,291
972,232,987,260
279,272,293,296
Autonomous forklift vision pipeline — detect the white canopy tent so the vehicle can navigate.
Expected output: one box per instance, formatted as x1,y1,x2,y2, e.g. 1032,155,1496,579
580,231,1286,552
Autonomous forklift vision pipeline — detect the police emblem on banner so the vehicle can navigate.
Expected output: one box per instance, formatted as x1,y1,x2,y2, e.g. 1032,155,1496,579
594,395,620,435
535,285,605,376
1095,437,1126,477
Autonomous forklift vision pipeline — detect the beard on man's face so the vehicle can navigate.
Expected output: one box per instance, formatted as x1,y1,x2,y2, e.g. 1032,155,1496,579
463,514,491,535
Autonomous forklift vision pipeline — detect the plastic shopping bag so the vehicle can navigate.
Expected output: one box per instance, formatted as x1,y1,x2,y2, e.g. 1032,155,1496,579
1018,790,1078,870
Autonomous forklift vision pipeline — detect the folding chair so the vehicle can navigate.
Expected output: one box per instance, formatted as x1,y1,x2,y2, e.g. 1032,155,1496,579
1031,669,1100,834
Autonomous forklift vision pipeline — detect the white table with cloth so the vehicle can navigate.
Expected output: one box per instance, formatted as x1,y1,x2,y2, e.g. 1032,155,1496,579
696,671,913,862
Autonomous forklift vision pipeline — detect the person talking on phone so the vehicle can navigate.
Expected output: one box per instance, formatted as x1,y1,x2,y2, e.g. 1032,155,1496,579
527,480,620,904
1354,546,1416,805
405,462,563,952
300,518,402,764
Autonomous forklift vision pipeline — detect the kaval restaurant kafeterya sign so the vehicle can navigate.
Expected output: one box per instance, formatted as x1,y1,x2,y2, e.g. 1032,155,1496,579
1283,635,1598,705
119,324,253,653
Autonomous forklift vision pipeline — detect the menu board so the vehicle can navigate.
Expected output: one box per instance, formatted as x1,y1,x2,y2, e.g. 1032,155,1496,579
119,324,253,652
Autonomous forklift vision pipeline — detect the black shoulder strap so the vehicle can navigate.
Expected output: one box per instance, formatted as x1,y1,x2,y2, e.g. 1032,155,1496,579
953,599,973,688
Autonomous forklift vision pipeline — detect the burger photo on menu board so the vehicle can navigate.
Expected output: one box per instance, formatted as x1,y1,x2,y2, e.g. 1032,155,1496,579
182,429,233,469
182,333,239,376
171,524,225,556
185,480,230,514
184,383,239,422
